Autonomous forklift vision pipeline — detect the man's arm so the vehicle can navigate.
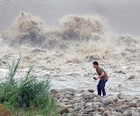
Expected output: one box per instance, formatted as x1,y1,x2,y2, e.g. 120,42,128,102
96,71,105,80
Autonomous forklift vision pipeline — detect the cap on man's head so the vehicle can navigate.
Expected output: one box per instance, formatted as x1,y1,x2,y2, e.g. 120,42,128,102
92,61,98,65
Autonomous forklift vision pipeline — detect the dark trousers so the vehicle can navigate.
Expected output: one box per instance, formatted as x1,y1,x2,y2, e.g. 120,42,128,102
97,80,107,96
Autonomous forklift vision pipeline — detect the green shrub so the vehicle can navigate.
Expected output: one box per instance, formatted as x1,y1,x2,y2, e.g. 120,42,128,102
0,59,57,115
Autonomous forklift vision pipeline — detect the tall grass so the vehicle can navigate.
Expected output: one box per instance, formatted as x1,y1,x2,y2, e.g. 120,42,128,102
0,59,58,116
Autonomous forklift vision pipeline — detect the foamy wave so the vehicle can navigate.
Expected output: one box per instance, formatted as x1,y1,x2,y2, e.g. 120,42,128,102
4,11,46,47
3,11,105,49
2,11,140,64
58,15,104,40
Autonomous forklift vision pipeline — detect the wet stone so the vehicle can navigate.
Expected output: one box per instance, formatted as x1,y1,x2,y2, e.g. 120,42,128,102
123,110,132,116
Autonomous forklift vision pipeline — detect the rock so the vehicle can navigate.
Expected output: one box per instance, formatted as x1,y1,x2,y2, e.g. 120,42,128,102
128,75,135,80
83,107,95,114
63,113,73,116
98,107,105,113
73,96,81,102
138,102,140,107
67,100,75,105
118,99,125,105
58,102,67,109
131,112,140,116
116,70,126,74
93,96,102,102
129,100,138,107
82,113,93,116
111,111,123,116
74,102,84,111
59,107,70,115
129,107,137,112
108,107,116,112
138,107,140,113
117,93,126,99
81,93,94,101
108,103,118,108
107,96,118,102
92,111,101,116
115,105,129,113
102,98,111,106
51,89,59,94
103,110,111,116
84,102,93,108
92,102,100,109
65,105,74,109
88,89,94,93
124,96,134,102
115,107,123,113
59,88,77,93
50,89,60,99
61,98,69,102
123,110,132,116
0,104,13,116
94,102,102,107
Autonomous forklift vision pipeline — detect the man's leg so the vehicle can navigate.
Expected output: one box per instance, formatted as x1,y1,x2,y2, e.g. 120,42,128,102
100,80,107,96
97,80,101,96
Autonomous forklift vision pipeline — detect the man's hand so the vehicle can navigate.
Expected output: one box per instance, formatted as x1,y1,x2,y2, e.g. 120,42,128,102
93,77,97,80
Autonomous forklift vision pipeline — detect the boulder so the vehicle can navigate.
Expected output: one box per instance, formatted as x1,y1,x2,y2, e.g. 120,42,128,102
94,102,102,108
93,96,102,102
129,100,138,107
98,107,105,113
108,102,118,108
107,96,118,102
59,88,77,93
115,105,129,113
67,100,75,104
82,113,93,116
73,96,81,102
84,102,93,108
111,111,123,116
128,107,137,112
123,110,132,116
93,101,102,107
74,102,84,111
138,107,140,113
88,89,94,93
59,107,70,115
138,102,140,107
131,112,140,116
118,99,125,105
103,110,111,116
102,98,112,106
124,96,134,102
116,70,126,74
83,107,95,114
115,107,124,113
128,75,135,80
50,89,59,94
0,104,13,116
82,93,95,100
117,93,126,99
92,111,101,116
61,98,69,102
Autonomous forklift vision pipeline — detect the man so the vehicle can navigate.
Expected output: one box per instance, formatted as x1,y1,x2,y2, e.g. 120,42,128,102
92,61,108,96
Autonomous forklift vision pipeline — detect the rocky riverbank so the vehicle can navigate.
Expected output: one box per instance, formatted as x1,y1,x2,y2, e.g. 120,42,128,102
51,89,140,116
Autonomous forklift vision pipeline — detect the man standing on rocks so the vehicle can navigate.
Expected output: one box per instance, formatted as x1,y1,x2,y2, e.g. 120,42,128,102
92,61,108,96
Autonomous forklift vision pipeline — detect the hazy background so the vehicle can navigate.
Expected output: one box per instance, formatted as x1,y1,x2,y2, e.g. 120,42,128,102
0,0,140,36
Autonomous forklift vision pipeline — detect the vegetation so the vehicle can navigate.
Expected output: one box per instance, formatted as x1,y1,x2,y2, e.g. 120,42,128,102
0,59,58,116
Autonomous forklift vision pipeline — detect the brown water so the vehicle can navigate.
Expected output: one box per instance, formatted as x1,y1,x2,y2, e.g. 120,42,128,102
0,1,140,96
